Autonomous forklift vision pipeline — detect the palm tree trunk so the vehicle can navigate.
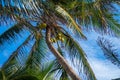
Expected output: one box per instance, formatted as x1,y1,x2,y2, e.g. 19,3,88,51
46,26,81,80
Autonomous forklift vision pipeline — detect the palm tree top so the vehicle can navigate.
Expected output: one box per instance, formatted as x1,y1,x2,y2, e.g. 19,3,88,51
0,0,120,80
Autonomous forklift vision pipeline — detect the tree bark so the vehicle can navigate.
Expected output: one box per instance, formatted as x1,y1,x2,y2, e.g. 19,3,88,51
46,26,81,80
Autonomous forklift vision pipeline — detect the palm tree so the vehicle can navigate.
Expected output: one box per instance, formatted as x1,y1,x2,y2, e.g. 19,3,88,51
0,0,120,80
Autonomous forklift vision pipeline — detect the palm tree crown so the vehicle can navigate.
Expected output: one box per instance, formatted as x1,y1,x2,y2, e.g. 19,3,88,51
0,0,120,80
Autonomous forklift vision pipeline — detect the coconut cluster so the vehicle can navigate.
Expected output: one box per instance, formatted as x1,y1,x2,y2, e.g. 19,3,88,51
50,33,64,43
38,23,47,29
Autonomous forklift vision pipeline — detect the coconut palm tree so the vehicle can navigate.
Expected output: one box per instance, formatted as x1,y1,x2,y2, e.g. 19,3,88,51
0,0,120,80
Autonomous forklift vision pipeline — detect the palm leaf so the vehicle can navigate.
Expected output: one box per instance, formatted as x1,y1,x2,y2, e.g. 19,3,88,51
47,59,71,80
53,59,71,80
97,0,120,5
1,34,34,79
25,37,49,70
0,20,37,46
0,69,6,80
11,61,54,80
1,34,32,68
0,0,44,24
92,0,120,34
55,5,86,39
50,47,71,80
0,22,26,45
106,16,120,36
0,4,24,24
37,62,54,80
9,35,50,79
0,4,17,24
66,0,120,35
97,37,120,68
57,30,96,80
13,75,39,80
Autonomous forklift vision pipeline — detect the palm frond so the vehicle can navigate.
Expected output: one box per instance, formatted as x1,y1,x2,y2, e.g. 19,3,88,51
106,15,120,36
11,61,54,80
77,1,108,31
0,0,44,25
12,75,39,80
48,26,96,79
55,5,86,39
7,33,50,79
58,31,96,80
51,48,71,80
0,70,2,79
0,4,24,24
1,34,34,79
97,0,120,5
60,69,70,80
2,34,33,69
37,62,54,80
54,60,70,80
0,20,37,46
25,37,49,70
97,37,120,68
0,22,26,45
47,59,71,80
93,1,120,34
0,4,17,24
0,69,6,80
66,0,120,35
